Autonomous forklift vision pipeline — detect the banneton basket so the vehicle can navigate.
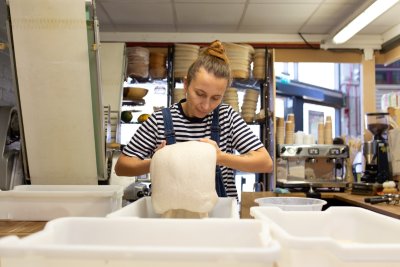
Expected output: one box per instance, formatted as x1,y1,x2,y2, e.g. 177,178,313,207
254,197,327,211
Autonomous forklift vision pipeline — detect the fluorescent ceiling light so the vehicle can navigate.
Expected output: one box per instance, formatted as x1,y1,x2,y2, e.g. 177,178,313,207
333,0,399,44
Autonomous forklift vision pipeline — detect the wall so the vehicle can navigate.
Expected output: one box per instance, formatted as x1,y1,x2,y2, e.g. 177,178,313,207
0,0,15,107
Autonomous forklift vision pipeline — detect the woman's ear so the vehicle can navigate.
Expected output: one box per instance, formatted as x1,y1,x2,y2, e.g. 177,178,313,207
183,76,188,88
183,77,189,96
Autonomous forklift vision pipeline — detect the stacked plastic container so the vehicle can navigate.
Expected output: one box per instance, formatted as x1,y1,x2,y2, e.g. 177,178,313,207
0,192,280,266
0,217,280,267
0,185,124,220
250,206,400,267
4,185,399,267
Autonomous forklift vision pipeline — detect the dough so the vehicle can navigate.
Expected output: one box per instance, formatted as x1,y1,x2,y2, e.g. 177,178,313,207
150,141,218,217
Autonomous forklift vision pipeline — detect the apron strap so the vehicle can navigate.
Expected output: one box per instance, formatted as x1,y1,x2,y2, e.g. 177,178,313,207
162,108,176,145
162,106,227,197
210,106,220,145
211,106,227,197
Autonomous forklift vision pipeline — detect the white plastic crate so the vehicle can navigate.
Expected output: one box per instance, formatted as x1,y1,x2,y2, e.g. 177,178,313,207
254,197,327,211
250,206,400,267
0,217,280,267
107,196,239,218
0,185,123,220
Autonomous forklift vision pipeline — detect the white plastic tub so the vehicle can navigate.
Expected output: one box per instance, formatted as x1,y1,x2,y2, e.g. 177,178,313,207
250,206,400,267
107,196,239,218
0,217,280,267
0,185,123,220
254,197,327,211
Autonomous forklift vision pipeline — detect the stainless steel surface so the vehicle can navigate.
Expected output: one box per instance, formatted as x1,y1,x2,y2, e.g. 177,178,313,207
363,141,376,165
278,144,349,159
0,107,23,190
276,144,349,189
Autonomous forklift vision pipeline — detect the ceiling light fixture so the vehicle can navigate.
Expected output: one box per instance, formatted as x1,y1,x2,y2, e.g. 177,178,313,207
333,0,399,44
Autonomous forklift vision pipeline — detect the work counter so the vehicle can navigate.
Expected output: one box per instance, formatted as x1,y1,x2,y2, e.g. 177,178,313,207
0,221,46,237
241,191,400,219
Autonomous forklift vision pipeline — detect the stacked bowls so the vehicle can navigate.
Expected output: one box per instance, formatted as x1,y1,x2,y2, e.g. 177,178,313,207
126,47,150,80
123,87,148,101
172,88,186,104
149,52,167,79
223,87,239,112
241,89,259,123
253,49,266,79
174,44,200,79
224,43,254,79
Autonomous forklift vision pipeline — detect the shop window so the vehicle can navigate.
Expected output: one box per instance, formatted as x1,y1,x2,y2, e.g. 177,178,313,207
303,103,335,141
297,63,337,90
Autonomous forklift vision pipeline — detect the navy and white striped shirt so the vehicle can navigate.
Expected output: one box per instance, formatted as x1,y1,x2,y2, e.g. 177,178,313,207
123,101,264,198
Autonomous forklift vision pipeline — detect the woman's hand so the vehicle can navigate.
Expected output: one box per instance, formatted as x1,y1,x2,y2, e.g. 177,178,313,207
155,140,167,152
199,138,223,163
199,138,273,173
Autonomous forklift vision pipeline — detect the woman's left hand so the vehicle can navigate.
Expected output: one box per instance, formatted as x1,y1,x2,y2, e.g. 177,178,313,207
199,138,222,163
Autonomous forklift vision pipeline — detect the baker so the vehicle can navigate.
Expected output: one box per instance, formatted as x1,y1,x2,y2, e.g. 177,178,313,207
115,40,273,199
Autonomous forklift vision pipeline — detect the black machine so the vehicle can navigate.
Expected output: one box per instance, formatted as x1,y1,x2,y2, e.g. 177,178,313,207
361,112,391,184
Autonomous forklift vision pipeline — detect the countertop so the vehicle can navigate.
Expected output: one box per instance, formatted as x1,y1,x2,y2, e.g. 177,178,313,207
240,191,400,219
0,220,47,237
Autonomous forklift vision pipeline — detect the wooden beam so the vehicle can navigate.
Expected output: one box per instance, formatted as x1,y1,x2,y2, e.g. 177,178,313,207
275,49,363,63
375,45,400,65
361,57,376,116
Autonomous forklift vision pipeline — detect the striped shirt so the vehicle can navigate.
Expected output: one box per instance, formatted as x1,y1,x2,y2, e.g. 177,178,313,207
123,101,264,198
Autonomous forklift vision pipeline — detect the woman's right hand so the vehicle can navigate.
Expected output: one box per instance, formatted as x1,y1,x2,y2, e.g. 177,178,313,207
155,140,167,152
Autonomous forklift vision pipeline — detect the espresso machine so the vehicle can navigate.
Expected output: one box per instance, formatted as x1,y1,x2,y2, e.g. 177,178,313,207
276,144,349,190
361,112,390,184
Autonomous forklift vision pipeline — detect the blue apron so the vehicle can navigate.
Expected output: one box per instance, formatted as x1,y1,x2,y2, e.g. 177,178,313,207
161,107,227,197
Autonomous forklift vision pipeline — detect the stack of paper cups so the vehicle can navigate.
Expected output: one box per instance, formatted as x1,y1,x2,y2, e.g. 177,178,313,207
303,134,315,144
324,117,333,144
294,131,304,144
285,120,294,144
318,122,324,144
287,113,295,130
276,117,285,144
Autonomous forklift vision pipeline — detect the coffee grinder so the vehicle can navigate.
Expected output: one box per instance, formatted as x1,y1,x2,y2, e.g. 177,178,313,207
361,112,390,184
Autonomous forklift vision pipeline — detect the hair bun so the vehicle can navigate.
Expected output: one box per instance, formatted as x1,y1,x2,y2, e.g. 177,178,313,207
205,40,229,63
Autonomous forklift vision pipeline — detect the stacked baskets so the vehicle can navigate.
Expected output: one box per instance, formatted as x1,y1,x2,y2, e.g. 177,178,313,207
149,52,167,79
126,47,150,81
253,49,266,79
223,87,239,112
174,43,200,79
241,89,259,123
224,43,254,79
172,88,186,104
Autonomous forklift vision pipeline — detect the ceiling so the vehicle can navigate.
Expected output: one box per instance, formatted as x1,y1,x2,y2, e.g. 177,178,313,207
96,0,400,51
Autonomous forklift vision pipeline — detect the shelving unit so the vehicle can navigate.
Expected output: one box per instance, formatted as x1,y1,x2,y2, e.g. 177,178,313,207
119,44,275,192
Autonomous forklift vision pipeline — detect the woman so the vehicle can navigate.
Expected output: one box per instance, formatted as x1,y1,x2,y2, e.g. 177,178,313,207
115,40,273,198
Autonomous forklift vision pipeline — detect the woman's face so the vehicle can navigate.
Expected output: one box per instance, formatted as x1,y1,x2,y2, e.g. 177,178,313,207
183,67,228,118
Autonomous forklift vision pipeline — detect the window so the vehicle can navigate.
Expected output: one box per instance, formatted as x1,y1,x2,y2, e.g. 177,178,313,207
298,62,337,90
274,62,362,139
303,103,335,142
